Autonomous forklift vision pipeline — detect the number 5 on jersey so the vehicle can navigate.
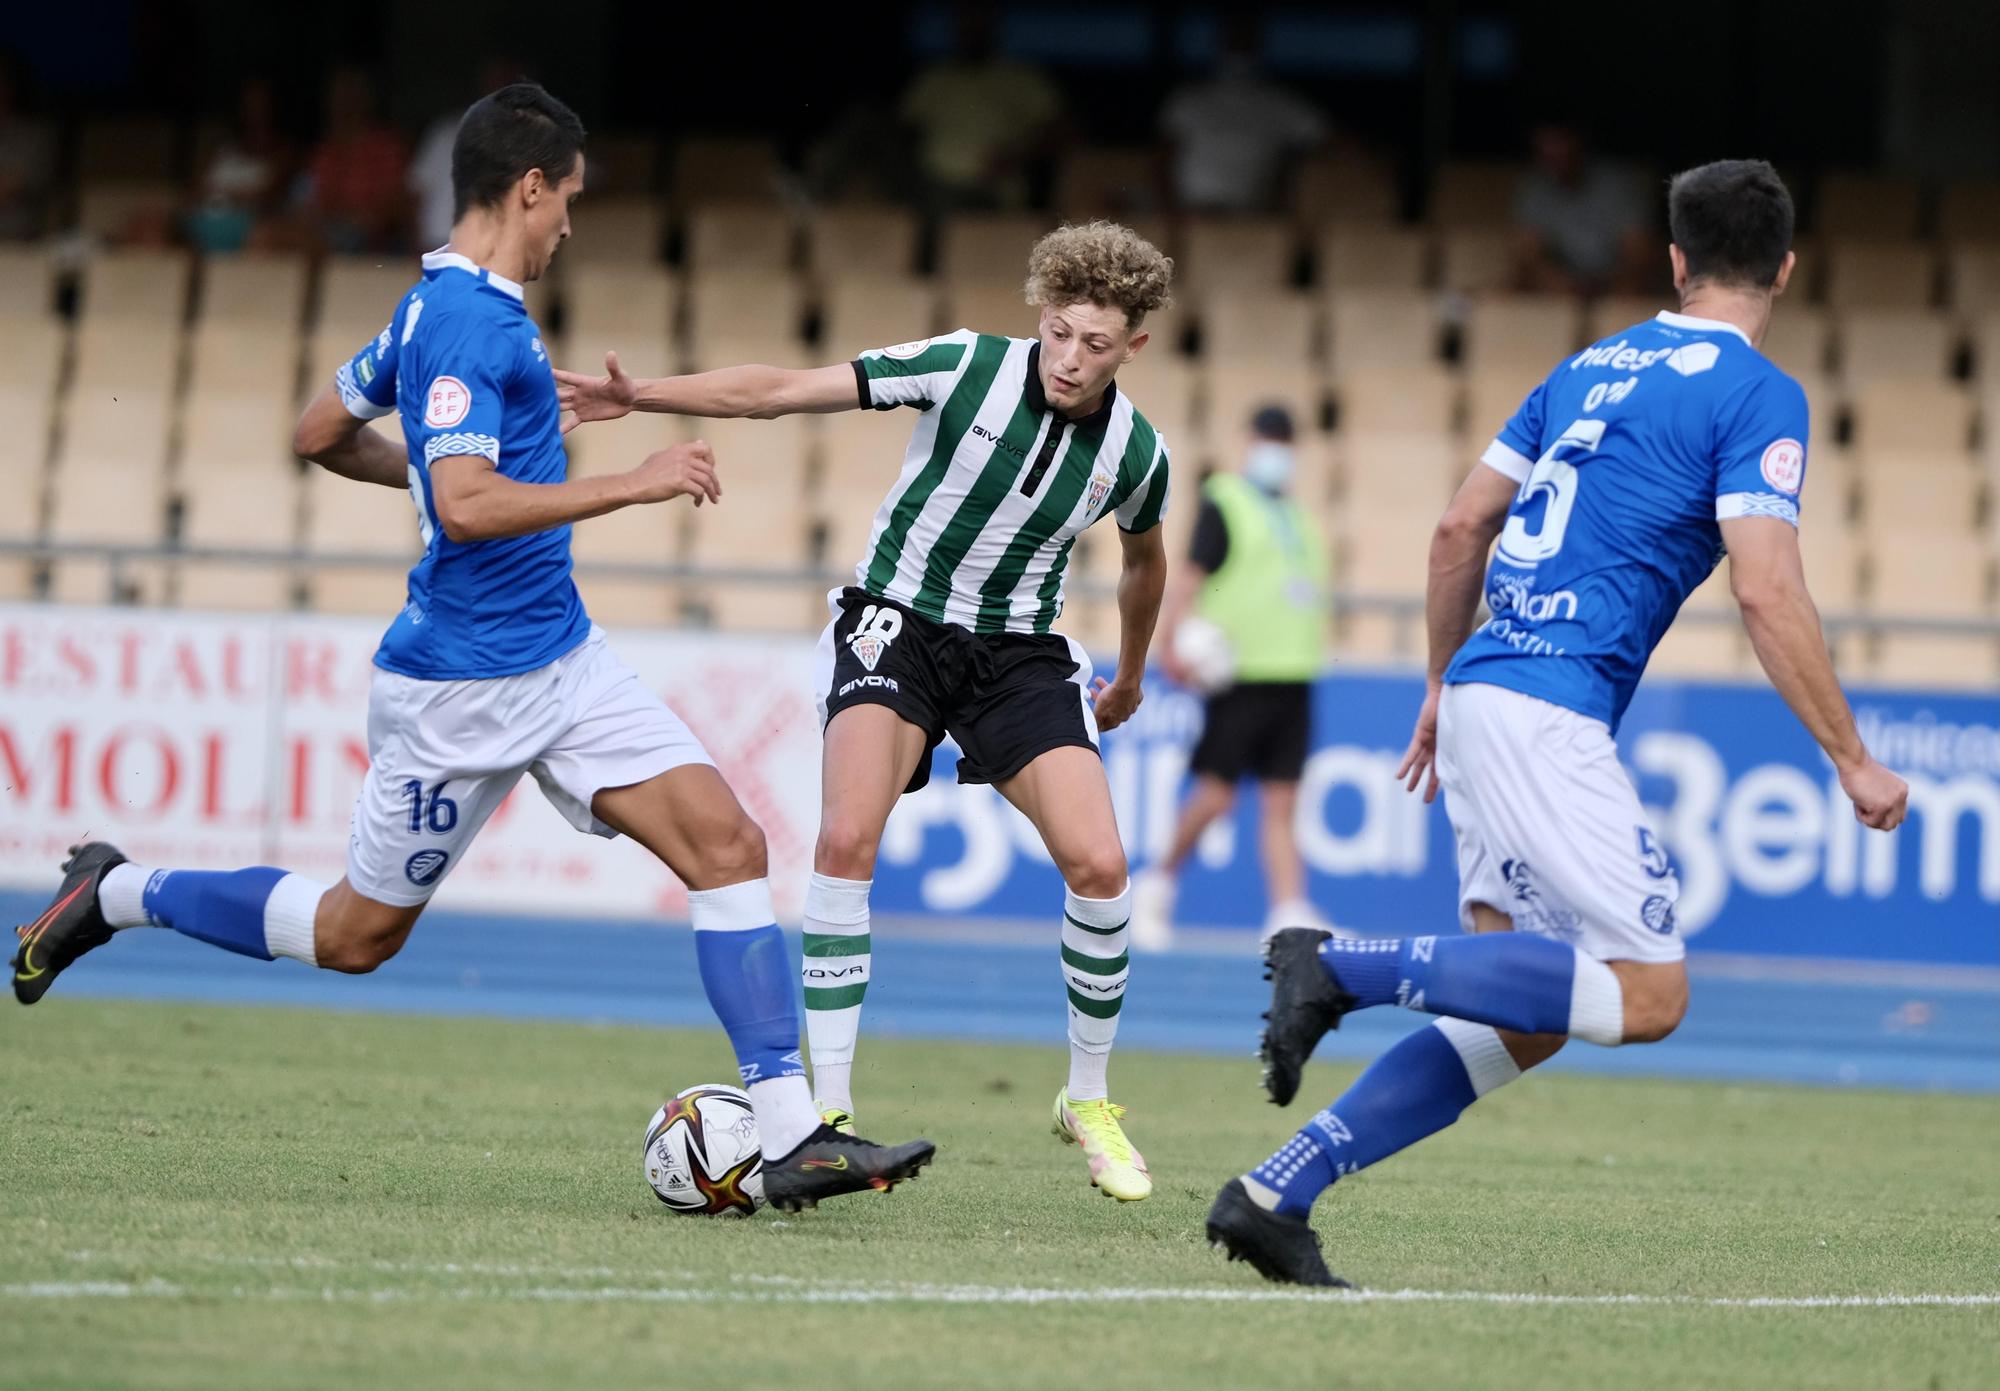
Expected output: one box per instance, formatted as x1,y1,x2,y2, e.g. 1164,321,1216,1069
1498,418,1606,568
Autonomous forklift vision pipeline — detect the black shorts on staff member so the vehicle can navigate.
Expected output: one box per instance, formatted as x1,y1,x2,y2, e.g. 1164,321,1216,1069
1189,681,1312,783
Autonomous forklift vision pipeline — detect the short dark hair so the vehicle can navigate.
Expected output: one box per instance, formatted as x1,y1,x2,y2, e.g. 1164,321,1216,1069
451,82,586,222
1667,159,1794,289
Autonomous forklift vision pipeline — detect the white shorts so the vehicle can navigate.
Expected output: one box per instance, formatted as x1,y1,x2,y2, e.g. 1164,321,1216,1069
347,630,714,906
1435,681,1684,964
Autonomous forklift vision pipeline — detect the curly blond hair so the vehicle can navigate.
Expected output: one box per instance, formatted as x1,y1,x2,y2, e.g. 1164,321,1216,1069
1023,220,1174,329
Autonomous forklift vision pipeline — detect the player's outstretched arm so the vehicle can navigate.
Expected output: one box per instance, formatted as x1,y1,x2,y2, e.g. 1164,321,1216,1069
1721,515,1907,830
1398,463,1517,801
554,351,860,429
292,385,408,488
428,440,719,544
1091,522,1167,732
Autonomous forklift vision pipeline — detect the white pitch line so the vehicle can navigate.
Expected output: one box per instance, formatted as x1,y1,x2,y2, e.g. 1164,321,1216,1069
7,1280,1998,1310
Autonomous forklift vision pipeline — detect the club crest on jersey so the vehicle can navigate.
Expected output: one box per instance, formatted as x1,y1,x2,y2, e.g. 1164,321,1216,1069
425,376,472,428
845,603,903,672
1085,470,1114,515
1760,438,1804,493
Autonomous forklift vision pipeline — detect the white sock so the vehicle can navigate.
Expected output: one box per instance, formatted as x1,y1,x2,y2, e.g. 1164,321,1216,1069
263,873,324,965
801,872,871,1113
1568,952,1625,1046
1432,1017,1525,1094
1061,881,1132,1102
748,1075,820,1159
97,864,153,929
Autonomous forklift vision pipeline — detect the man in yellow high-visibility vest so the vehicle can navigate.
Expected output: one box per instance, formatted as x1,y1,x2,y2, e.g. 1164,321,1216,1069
1134,405,1331,949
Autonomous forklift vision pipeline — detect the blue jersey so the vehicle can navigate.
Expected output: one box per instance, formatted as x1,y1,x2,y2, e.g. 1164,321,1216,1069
335,249,589,680
1445,310,1810,731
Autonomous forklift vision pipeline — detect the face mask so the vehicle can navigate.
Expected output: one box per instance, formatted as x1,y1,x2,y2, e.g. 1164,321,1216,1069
1245,442,1295,492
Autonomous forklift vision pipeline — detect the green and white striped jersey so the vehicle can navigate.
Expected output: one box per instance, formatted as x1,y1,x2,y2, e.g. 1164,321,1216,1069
848,328,1170,635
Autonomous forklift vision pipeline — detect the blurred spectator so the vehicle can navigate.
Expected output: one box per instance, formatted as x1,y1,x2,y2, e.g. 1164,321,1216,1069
901,6,1061,210
806,100,926,206
1512,124,1654,295
0,52,56,241
410,57,522,250
299,66,409,254
184,77,296,254
1160,19,1329,214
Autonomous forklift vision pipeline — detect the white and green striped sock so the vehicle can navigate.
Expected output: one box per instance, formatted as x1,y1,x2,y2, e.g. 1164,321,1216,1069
1061,882,1131,1102
802,872,872,1114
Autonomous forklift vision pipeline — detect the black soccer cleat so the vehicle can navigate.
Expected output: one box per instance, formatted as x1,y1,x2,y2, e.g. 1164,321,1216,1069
1206,1178,1350,1288
1258,927,1354,1106
760,1124,936,1213
12,841,128,1006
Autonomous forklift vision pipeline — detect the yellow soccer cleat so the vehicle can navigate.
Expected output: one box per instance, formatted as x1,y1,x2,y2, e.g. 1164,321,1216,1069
818,1103,857,1136
1052,1087,1152,1201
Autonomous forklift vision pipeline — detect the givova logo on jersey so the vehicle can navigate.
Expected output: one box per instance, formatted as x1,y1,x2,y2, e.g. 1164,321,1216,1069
846,604,903,672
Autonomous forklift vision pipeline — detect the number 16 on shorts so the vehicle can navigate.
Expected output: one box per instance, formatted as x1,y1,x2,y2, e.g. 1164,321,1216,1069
402,780,459,834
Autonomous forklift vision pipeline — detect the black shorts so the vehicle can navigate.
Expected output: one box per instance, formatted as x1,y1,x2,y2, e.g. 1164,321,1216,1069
818,588,1099,794
1189,682,1313,783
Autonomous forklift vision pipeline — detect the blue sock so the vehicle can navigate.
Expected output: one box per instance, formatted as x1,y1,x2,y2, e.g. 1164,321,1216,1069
1319,932,1598,1038
692,920,805,1087
142,867,287,960
1249,1023,1481,1215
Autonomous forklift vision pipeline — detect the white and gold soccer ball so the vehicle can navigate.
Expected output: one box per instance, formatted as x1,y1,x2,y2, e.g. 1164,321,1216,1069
642,1084,764,1216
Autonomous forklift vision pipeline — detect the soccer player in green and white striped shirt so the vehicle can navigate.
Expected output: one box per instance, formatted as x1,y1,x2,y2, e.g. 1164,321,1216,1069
557,223,1173,1200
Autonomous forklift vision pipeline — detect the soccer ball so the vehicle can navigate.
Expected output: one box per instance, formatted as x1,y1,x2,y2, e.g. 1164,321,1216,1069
1172,616,1236,695
642,1084,764,1216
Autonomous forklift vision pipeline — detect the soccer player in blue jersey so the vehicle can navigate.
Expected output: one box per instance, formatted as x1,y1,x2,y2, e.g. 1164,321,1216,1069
11,83,932,1209
1208,160,1910,1284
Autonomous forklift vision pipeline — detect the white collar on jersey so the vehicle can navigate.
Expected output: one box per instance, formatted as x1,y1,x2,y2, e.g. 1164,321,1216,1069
421,247,525,302
1655,309,1752,346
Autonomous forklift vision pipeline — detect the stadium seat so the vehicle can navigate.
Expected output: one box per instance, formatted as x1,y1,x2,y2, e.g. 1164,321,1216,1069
48,390,171,585
560,402,687,479
70,318,179,397
1459,296,1582,375
1428,162,1521,228
1324,289,1442,375
1292,155,1400,226
318,256,421,335
1814,173,1922,240
187,321,299,398
818,405,922,502
80,248,191,326
1797,516,1862,612
1437,229,1516,293
1945,244,2000,324
1937,181,2000,242
178,394,300,535
78,117,179,181
682,272,808,368
682,417,818,632
683,202,796,274
586,132,662,194
1758,304,1832,377
1316,227,1430,292
562,264,677,339
1798,442,1856,522
1198,290,1317,366
0,244,59,320
937,214,1052,284
1835,310,1956,390
819,277,941,360
199,254,309,328
1864,525,1999,686
1822,242,1939,310
1855,448,1985,535
1291,437,1339,507
1106,351,1196,464
1333,504,1436,658
565,197,666,264
569,482,685,629
1463,369,1545,443
0,318,65,399
1847,379,1976,453
1333,366,1459,435
943,283,1037,341
1585,295,1672,342
1054,147,1161,219
1176,218,1298,295
1648,564,1750,677
807,205,921,279
74,181,179,242
671,136,784,205
1339,430,1458,514
0,388,52,546
301,423,422,616
1205,363,1324,446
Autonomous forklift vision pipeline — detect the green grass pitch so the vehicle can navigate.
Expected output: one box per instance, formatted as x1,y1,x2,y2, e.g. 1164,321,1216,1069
3,1000,1996,1390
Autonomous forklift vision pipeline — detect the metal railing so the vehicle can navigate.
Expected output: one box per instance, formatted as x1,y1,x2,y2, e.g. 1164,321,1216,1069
1,537,1997,644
